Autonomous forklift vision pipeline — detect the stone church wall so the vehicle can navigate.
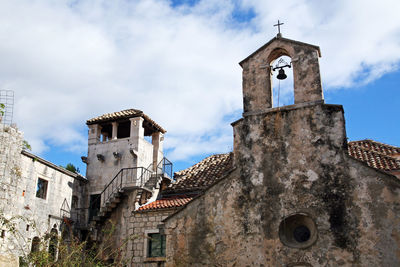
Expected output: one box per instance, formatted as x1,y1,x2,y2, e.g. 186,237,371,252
164,103,400,266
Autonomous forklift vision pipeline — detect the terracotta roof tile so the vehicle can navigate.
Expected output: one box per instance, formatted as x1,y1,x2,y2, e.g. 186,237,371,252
164,153,233,193
137,196,193,211
137,140,399,212
86,109,166,133
136,153,233,211
348,140,400,171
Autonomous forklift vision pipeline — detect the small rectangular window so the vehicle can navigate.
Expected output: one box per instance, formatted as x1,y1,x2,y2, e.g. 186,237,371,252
36,178,48,199
148,233,166,257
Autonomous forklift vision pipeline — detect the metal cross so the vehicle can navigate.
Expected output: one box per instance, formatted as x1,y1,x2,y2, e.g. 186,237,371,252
274,20,284,34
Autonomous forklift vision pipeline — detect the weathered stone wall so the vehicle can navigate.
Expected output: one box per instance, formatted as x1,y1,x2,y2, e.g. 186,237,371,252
164,103,400,266
19,152,76,234
240,37,323,113
86,138,140,193
86,119,162,195
127,209,174,267
95,189,139,264
0,124,25,265
0,124,77,266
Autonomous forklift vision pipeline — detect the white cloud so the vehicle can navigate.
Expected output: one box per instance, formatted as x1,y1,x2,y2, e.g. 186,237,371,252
0,0,399,163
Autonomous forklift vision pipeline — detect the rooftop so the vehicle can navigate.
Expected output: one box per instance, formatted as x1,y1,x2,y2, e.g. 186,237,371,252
137,196,193,212
137,153,233,212
164,153,233,194
348,139,400,171
138,140,400,212
86,109,166,133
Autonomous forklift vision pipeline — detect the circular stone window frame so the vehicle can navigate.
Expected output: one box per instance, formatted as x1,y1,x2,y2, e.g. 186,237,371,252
279,212,318,249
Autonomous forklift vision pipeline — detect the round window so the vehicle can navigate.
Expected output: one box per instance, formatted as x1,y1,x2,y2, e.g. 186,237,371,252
279,213,317,248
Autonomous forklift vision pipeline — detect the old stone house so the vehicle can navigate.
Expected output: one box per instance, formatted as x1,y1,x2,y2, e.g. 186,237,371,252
0,123,84,267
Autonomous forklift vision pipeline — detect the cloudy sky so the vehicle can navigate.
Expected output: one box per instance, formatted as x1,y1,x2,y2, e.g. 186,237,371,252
0,0,399,173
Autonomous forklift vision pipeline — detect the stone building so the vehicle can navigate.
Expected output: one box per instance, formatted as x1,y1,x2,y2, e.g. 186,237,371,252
75,109,174,263
1,33,399,267
128,153,233,266
0,123,84,267
161,35,400,266
75,34,400,267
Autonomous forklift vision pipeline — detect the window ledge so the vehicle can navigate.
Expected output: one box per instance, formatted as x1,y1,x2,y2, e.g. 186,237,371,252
144,257,166,262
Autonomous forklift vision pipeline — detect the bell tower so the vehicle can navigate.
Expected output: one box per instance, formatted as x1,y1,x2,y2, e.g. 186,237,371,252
239,35,324,114
231,34,356,264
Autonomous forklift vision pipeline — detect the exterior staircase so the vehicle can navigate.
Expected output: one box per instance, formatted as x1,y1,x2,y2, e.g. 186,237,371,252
87,158,173,228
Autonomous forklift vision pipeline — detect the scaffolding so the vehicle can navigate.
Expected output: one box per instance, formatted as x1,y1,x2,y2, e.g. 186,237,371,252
0,90,14,125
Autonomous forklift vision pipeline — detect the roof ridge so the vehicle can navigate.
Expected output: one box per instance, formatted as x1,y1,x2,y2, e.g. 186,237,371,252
349,143,399,161
174,153,230,176
137,196,194,211
86,108,166,133
349,139,400,152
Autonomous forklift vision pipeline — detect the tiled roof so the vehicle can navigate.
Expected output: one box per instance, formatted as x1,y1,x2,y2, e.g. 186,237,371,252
137,153,233,212
348,140,400,171
86,109,166,133
137,196,193,211
164,153,233,193
138,140,399,212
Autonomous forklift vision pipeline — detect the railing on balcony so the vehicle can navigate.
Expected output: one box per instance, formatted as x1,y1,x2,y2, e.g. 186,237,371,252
156,157,173,179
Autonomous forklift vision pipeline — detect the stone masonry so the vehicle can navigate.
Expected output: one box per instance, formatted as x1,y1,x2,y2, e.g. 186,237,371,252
0,124,81,267
163,35,400,266
129,210,175,267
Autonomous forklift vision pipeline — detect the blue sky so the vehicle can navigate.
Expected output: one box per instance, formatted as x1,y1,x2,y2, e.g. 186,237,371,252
0,0,399,175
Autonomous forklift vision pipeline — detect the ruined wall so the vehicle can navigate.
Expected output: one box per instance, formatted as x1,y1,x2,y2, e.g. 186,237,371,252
0,124,25,265
92,190,139,265
20,153,77,234
164,103,400,266
0,124,77,266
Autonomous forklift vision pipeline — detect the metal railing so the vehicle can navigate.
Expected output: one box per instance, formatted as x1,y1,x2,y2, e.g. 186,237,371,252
85,158,172,224
156,157,173,179
60,198,70,218
88,167,152,222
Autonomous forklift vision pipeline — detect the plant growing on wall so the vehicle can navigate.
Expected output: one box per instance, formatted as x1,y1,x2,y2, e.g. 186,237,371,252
22,140,32,151
63,163,80,174
0,211,135,267
0,103,4,116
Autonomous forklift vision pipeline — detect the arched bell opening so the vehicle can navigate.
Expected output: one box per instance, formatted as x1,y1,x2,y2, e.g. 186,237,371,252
270,55,294,108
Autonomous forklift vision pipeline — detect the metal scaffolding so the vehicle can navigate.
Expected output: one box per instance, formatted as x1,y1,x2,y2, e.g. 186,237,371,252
0,90,14,125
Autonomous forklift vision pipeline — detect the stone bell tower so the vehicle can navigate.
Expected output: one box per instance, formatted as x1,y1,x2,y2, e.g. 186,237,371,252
228,35,400,265
240,35,324,114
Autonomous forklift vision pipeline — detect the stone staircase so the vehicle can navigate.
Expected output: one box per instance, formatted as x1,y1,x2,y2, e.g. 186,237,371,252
135,173,164,205
88,158,173,227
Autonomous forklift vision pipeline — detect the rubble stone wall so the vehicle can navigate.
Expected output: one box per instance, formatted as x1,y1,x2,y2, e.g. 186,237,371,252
164,104,400,266
127,209,174,267
0,124,76,266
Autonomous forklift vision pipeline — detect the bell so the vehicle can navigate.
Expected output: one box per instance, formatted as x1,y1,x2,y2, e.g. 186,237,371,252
276,68,287,80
